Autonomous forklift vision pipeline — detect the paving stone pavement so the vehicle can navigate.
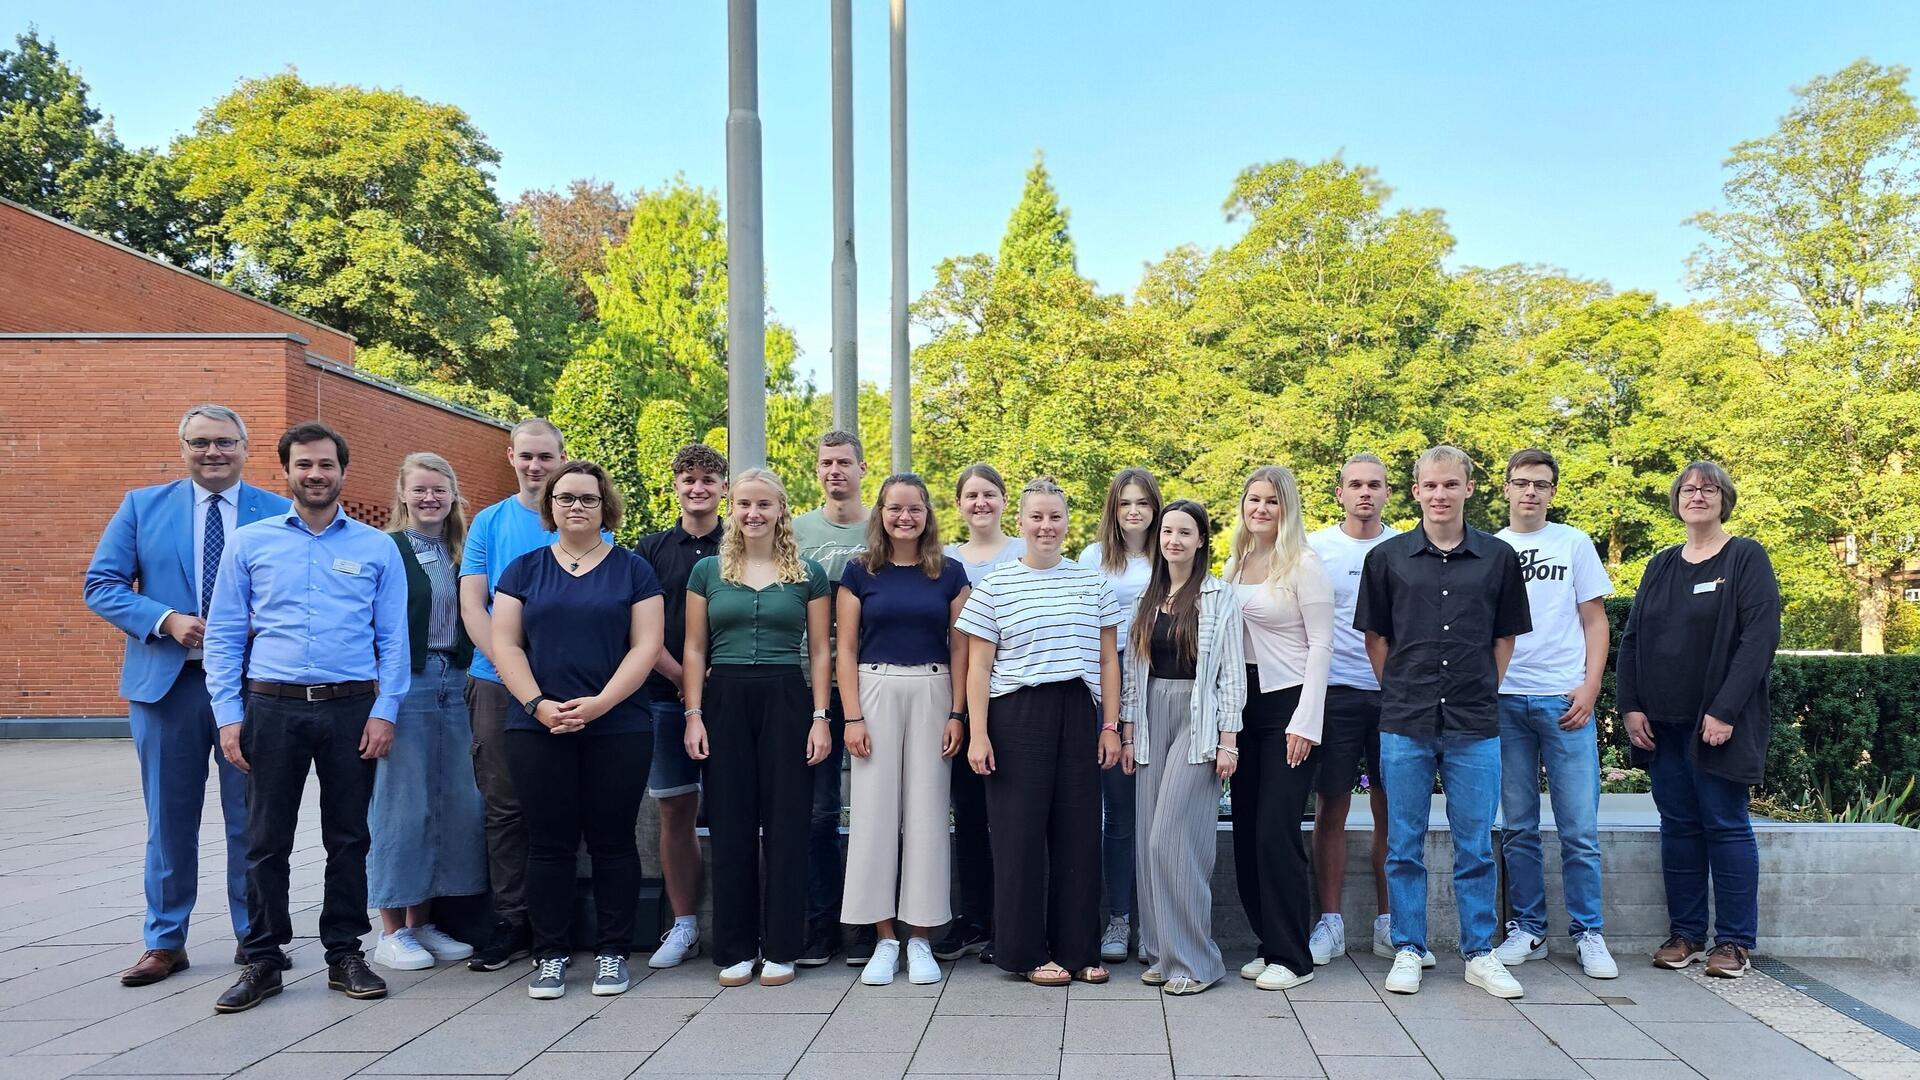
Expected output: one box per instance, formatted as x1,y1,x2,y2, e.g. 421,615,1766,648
3,740,1916,1079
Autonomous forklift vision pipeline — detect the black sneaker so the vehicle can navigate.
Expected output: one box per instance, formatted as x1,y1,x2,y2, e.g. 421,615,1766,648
469,920,532,972
979,943,994,965
213,961,282,1014
844,925,877,966
327,954,388,999
795,925,837,967
933,923,990,962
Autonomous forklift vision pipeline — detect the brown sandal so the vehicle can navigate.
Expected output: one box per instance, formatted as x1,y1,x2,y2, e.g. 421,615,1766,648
1024,963,1071,987
1074,965,1110,984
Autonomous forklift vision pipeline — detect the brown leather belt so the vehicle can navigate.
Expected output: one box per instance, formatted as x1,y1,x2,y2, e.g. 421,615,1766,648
247,679,377,702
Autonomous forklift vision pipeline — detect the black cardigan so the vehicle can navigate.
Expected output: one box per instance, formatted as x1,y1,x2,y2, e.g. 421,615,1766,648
389,531,475,672
1615,535,1781,785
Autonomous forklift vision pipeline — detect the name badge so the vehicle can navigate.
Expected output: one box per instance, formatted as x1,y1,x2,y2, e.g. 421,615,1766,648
415,549,438,565
1693,580,1719,595
332,558,362,576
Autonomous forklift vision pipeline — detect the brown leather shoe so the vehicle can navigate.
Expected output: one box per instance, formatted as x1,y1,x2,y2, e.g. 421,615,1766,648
1704,943,1751,979
1650,935,1704,969
121,949,190,986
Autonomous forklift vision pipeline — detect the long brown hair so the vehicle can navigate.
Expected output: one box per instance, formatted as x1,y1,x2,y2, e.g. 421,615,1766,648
860,473,946,578
1095,467,1163,574
1129,500,1212,667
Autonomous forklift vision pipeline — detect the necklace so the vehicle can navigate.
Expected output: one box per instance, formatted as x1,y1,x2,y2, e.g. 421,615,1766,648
558,539,604,572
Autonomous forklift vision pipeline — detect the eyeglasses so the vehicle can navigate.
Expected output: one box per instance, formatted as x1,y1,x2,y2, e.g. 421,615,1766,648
1505,478,1555,492
1679,485,1721,499
551,493,603,508
883,505,927,517
183,438,242,452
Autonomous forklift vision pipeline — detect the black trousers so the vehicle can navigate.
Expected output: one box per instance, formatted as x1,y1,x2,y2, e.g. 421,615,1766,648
984,680,1102,973
1231,677,1319,974
704,665,813,967
238,691,377,967
950,723,994,934
505,729,651,959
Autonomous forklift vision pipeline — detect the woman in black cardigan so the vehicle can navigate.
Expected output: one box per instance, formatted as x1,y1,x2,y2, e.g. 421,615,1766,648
1616,461,1779,980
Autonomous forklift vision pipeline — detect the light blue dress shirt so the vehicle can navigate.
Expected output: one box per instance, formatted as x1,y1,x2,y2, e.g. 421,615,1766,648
204,506,411,728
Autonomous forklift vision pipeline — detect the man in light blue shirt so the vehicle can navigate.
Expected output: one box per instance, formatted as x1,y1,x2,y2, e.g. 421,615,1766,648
204,422,408,1014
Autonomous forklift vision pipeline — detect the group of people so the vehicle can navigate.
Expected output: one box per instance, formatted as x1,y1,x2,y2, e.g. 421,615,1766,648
84,404,1780,1014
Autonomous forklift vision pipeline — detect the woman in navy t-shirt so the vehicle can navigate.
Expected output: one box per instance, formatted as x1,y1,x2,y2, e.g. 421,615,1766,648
491,462,664,1002
837,474,970,987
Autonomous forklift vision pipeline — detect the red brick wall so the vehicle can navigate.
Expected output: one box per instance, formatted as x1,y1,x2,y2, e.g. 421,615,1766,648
0,201,357,362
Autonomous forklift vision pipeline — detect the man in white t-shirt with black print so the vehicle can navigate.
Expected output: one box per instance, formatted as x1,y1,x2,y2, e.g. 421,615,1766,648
1304,453,1432,968
1491,448,1618,979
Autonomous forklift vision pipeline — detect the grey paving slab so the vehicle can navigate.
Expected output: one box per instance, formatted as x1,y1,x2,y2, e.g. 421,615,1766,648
1514,1002,1674,1059
810,993,935,1053
1566,960,1756,1024
78,992,361,1075
1398,1018,1585,1079
1057,1052,1173,1079
701,966,854,1013
1634,1020,1855,1080
0,1019,92,1054
1292,999,1421,1057
546,995,700,1052
1495,957,1605,1004
1157,977,1292,1017
1165,1010,1321,1077
5,1054,115,1080
284,996,474,1052
227,1050,383,1079
931,966,1068,1017
788,1051,914,1079
1575,1061,1707,1079
1062,999,1166,1055
617,961,722,999
638,1011,826,1075
508,1050,650,1079
910,1013,1064,1074
1317,1058,1443,1080
358,1010,574,1075
22,984,237,1055
1283,956,1384,1002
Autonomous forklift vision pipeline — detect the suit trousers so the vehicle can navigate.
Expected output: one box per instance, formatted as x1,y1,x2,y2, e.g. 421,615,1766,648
129,661,249,950
1231,679,1319,975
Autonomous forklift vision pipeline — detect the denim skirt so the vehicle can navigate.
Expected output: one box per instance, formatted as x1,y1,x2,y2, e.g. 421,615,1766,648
368,654,489,909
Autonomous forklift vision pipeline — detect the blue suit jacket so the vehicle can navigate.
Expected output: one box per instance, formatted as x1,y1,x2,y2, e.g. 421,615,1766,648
85,479,292,704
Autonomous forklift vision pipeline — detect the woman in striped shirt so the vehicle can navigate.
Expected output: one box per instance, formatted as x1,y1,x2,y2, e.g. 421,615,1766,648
954,477,1124,986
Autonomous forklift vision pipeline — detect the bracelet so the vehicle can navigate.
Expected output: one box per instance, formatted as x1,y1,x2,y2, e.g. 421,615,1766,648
1121,739,1134,746
1100,722,1120,733
1218,746,1240,756
845,717,866,724
682,707,704,718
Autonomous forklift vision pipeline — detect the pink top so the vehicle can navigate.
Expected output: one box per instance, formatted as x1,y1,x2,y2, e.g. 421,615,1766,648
1230,549,1334,743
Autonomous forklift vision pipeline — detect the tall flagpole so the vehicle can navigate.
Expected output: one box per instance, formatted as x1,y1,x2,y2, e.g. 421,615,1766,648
726,0,766,469
889,0,910,472
829,0,858,434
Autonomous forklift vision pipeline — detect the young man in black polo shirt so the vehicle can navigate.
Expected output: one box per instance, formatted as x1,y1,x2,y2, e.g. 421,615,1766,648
632,444,727,968
1355,446,1531,1000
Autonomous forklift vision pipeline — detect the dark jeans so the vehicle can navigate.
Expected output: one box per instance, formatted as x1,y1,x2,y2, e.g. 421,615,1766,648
1231,680,1319,973
505,729,651,958
806,688,847,935
707,666,814,966
950,723,994,934
1100,759,1136,919
1648,721,1759,949
237,691,377,967
465,676,529,925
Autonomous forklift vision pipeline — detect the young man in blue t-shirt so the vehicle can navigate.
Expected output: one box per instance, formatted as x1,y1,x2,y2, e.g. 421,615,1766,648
458,418,567,970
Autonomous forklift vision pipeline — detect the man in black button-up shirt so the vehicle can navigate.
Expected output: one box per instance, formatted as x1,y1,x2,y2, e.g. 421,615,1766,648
1354,446,1531,1000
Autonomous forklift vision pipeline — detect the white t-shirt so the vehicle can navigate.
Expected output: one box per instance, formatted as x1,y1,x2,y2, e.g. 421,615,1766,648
1496,521,1613,695
953,558,1123,703
1078,542,1151,656
1306,523,1401,691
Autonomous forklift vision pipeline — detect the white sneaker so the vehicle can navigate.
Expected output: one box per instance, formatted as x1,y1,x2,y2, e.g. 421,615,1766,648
717,958,757,987
409,924,473,962
1239,955,1268,980
1309,916,1345,966
1371,918,1437,968
1100,915,1131,963
1465,953,1524,999
1384,948,1424,995
649,920,701,969
906,938,941,985
372,929,434,971
760,960,796,987
861,939,901,985
1255,963,1313,991
1575,931,1619,979
1493,920,1547,966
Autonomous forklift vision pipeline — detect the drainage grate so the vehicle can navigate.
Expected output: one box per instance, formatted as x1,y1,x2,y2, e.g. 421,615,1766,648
1750,957,1920,1054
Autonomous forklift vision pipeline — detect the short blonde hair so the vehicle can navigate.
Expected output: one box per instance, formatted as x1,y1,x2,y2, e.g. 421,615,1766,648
1018,475,1069,513
1414,445,1474,484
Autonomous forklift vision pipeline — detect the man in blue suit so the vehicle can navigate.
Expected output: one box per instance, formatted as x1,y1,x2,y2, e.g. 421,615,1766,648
85,404,290,987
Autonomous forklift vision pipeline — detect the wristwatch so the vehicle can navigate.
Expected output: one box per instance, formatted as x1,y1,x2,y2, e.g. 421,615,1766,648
947,710,967,723
811,708,830,721
522,695,548,716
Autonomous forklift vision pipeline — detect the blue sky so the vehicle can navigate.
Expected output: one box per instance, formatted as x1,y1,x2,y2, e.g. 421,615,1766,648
17,2,1920,387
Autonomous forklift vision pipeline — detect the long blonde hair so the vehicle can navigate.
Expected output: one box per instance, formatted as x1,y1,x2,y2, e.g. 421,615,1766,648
390,452,468,565
719,467,809,584
1226,465,1308,591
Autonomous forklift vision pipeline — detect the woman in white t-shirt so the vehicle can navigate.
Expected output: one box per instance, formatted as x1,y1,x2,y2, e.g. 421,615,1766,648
954,477,1125,986
1079,467,1161,964
1223,465,1333,992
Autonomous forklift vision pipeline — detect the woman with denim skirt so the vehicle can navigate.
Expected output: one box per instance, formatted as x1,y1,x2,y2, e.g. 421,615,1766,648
368,453,488,971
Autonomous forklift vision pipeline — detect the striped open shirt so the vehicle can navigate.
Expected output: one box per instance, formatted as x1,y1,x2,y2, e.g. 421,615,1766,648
953,557,1123,703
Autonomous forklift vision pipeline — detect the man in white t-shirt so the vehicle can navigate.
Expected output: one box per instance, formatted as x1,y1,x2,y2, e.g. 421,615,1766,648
1490,449,1618,980
1304,453,1418,968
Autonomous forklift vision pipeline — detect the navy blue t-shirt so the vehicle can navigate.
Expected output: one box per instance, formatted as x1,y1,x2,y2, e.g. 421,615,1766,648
495,546,664,736
841,557,970,666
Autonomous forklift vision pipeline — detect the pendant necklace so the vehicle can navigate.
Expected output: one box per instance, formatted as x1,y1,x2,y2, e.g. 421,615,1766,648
558,540,604,571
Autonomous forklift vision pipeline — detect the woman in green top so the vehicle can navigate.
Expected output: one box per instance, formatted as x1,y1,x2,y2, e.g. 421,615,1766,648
683,468,833,988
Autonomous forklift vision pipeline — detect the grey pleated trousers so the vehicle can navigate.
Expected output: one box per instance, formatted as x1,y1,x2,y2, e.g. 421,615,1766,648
1134,678,1227,984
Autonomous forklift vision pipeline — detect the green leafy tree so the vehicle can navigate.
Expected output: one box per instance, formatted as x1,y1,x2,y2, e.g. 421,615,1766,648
548,352,642,544
1689,59,1920,653
508,178,632,319
355,342,530,422
631,397,698,536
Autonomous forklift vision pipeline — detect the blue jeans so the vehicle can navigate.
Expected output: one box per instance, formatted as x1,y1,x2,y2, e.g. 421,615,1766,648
1647,721,1758,949
807,691,847,933
1101,761,1135,919
1498,694,1603,938
1381,732,1500,958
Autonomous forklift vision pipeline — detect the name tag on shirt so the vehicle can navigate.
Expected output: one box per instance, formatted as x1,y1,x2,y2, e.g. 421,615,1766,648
1693,580,1719,595
332,558,362,576
415,550,438,565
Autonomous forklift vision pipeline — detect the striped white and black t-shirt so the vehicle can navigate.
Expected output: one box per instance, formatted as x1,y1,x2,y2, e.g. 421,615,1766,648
954,558,1123,702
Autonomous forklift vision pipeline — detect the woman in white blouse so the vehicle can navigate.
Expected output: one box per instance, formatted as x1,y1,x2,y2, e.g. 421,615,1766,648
1223,465,1333,991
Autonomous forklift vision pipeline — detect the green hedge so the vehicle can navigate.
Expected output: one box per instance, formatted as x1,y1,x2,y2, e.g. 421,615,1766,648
1595,597,1920,805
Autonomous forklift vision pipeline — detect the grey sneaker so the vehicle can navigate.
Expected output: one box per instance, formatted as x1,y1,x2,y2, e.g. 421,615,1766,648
1100,915,1130,963
528,956,569,1000
591,954,629,996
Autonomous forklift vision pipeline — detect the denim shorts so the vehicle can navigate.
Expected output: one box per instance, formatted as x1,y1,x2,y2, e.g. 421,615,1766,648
647,697,702,798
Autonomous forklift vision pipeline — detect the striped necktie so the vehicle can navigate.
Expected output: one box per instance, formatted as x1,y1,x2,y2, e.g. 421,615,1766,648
202,493,225,615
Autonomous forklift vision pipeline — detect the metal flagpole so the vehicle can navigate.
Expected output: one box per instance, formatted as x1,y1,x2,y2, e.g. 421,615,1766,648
726,0,767,470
